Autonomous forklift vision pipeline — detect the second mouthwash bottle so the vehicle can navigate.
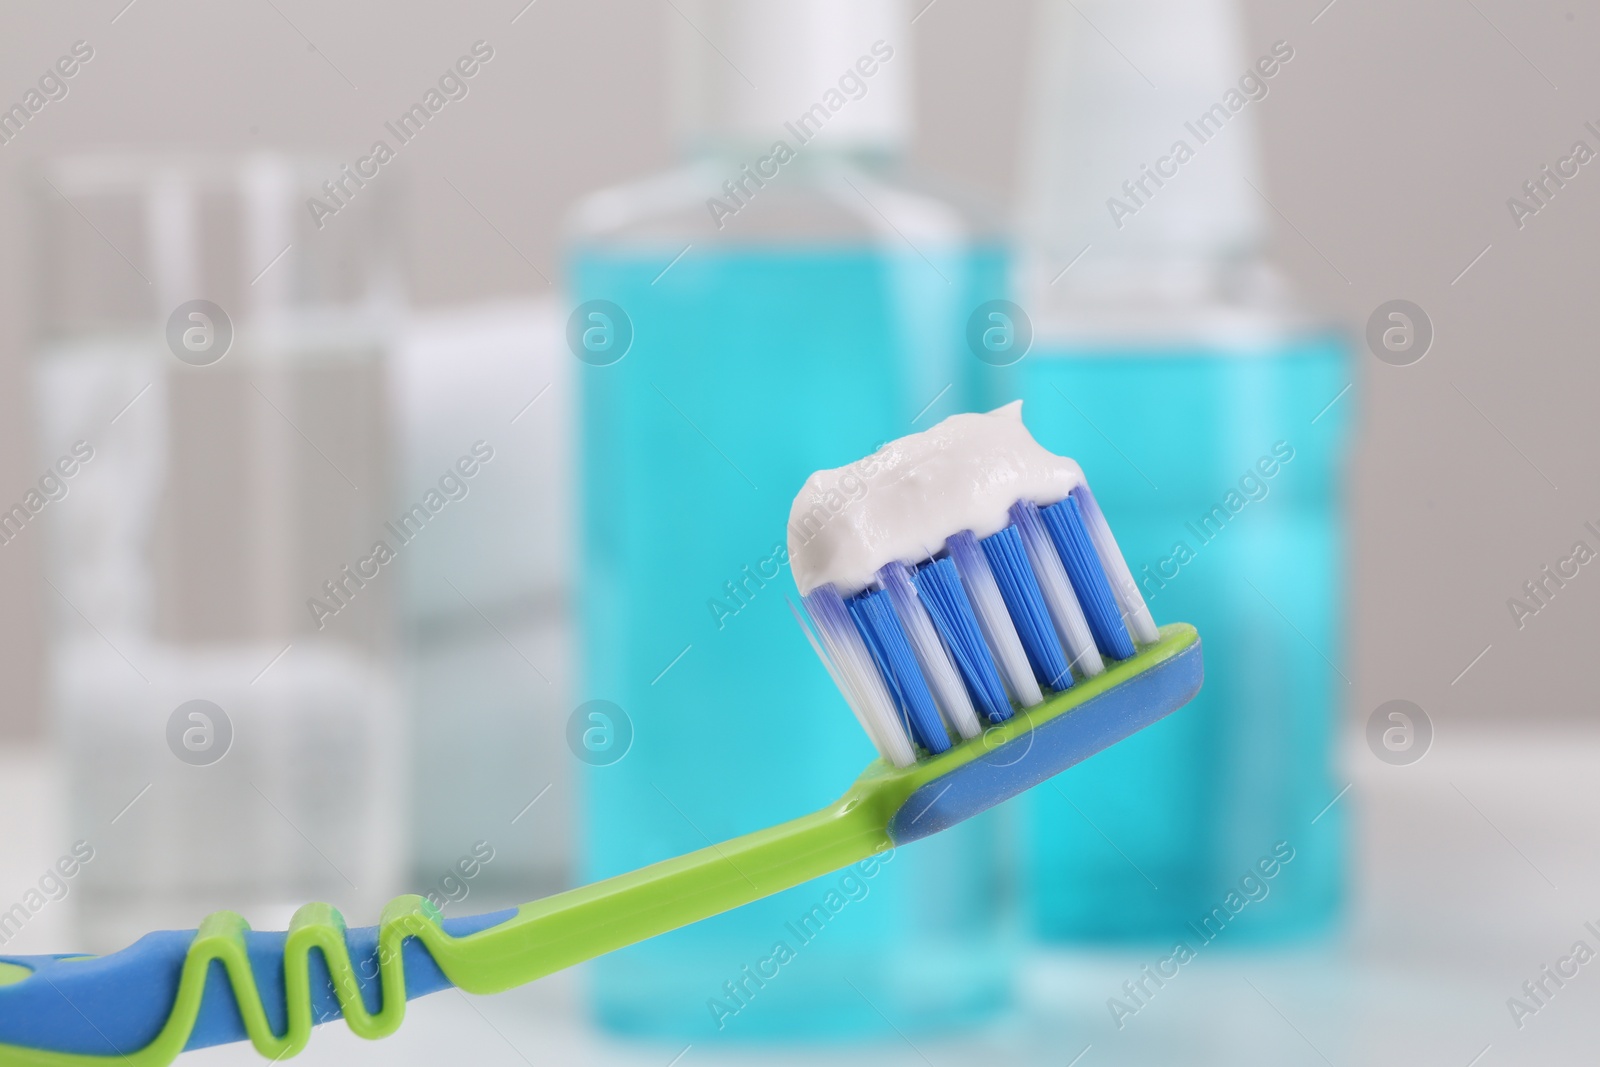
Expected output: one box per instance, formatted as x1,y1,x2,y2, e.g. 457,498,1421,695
995,0,1353,943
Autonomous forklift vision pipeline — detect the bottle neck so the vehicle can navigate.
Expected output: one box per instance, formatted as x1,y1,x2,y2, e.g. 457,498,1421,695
684,132,902,171
1024,253,1315,344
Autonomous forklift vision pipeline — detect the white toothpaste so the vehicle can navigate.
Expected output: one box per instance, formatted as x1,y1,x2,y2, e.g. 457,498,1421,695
787,401,1085,596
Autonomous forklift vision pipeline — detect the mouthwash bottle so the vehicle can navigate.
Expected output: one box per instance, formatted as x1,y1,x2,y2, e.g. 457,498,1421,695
569,0,1010,1041
996,0,1352,943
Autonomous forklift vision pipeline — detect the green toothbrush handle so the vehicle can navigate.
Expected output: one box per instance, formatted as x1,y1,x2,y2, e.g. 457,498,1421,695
0,788,893,1067
428,785,895,992
0,624,1201,1065
439,621,1203,989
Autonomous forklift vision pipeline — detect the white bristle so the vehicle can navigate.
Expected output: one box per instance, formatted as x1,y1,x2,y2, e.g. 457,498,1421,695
947,530,1043,708
878,562,982,741
1074,487,1160,646
1011,502,1105,678
792,592,917,768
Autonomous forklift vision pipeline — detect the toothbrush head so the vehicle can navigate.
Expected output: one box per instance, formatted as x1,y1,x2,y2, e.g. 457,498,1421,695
838,621,1200,845
790,402,1202,838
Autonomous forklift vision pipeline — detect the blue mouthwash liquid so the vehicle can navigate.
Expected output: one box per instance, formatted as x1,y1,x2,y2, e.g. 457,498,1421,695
992,335,1353,943
573,242,1012,1040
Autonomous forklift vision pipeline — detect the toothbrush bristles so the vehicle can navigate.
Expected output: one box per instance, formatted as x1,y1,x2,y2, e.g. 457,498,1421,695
911,558,1010,724
1011,500,1104,678
796,485,1156,764
1071,485,1160,646
947,530,1040,709
794,588,916,768
878,561,982,741
849,590,951,756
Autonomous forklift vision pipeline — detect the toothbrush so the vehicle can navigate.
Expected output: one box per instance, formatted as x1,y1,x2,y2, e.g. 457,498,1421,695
0,403,1201,1065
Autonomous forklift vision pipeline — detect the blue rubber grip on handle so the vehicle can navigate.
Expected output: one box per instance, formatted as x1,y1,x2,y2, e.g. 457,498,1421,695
0,909,516,1056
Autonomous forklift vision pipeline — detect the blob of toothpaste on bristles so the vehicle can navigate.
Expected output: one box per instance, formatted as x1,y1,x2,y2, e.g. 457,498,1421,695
789,401,1159,768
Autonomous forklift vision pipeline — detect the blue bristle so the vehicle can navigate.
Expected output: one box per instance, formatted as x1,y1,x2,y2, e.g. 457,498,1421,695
979,526,1072,691
848,590,952,755
912,557,1012,723
1042,496,1136,661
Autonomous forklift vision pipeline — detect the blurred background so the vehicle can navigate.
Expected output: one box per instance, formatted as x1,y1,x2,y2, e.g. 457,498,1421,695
0,0,1597,1064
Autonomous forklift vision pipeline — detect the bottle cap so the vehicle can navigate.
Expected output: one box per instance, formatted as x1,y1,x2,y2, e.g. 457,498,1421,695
672,0,911,154
1019,0,1268,284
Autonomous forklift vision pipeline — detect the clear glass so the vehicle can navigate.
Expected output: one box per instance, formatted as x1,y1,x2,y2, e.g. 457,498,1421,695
28,153,405,949
569,148,1015,1040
